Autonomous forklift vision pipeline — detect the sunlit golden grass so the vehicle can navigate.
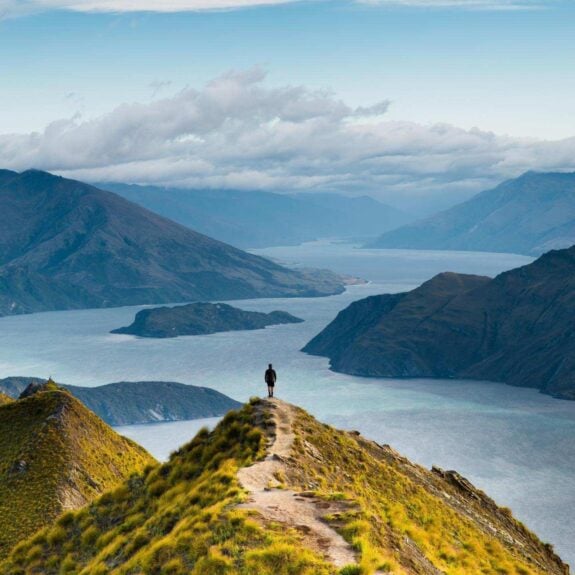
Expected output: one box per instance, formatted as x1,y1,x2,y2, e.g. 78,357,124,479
286,408,553,575
0,398,563,575
0,399,338,575
0,389,153,559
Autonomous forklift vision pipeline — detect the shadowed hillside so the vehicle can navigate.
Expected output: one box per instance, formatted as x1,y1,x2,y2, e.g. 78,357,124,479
0,170,343,317
98,183,412,248
304,245,575,399
111,302,304,338
368,172,575,256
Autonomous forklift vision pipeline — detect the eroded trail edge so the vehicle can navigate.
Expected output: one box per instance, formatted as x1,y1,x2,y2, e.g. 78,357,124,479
237,398,357,569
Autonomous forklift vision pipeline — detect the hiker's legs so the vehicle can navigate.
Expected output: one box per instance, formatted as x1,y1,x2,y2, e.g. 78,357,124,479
267,385,272,398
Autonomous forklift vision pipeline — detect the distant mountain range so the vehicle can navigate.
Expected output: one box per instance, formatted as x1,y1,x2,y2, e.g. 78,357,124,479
97,182,412,248
112,302,303,338
0,378,241,425
0,170,344,317
303,245,575,400
368,171,575,256
0,384,154,557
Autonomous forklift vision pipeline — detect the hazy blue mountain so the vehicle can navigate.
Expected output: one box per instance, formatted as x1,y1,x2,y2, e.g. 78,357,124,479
303,245,575,400
112,302,303,338
368,171,575,256
0,377,241,425
97,182,411,248
0,170,343,317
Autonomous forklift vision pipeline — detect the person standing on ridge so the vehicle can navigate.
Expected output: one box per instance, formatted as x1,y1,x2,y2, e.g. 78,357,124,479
265,364,277,398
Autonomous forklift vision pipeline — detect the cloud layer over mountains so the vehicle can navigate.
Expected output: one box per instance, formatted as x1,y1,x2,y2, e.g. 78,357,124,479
1,69,574,203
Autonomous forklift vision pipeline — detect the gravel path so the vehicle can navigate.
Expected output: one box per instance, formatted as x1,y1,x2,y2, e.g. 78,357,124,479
237,398,357,569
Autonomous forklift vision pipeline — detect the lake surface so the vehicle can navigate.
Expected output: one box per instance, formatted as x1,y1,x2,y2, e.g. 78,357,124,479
1,243,573,565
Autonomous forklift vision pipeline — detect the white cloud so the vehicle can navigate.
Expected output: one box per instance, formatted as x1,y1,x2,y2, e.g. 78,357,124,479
0,0,548,18
0,0,295,18
359,0,546,9
0,69,573,205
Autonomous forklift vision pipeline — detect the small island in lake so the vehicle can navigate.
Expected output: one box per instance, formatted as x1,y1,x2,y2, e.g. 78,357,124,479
112,302,304,338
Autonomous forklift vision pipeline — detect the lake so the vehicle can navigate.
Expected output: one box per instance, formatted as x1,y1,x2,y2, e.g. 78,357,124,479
0,242,573,565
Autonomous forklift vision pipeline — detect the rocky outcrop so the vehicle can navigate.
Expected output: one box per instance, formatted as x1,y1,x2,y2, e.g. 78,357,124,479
303,245,575,399
112,302,304,338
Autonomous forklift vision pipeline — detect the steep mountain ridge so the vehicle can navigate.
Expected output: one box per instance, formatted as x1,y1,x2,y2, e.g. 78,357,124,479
0,170,343,317
0,387,155,558
368,171,575,255
303,245,575,399
98,182,411,248
0,377,241,425
1,399,568,574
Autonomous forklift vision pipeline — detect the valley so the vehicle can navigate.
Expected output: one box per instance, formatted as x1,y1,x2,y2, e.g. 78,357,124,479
0,242,573,566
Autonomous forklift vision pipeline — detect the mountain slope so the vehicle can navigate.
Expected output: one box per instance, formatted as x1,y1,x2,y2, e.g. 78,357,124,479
303,245,575,399
111,302,303,338
98,182,411,249
368,171,575,256
0,170,343,317
0,378,241,425
0,399,567,574
0,387,155,558
0,393,12,406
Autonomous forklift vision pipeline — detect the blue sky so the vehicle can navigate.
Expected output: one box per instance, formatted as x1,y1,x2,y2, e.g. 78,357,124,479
1,0,574,207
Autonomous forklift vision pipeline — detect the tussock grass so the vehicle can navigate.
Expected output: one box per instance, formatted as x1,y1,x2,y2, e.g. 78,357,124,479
1,399,565,575
0,389,154,559
0,400,336,575
286,407,560,575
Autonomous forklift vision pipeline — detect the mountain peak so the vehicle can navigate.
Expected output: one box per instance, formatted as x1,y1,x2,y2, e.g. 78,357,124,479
0,169,343,317
0,388,155,558
18,376,62,399
2,398,567,573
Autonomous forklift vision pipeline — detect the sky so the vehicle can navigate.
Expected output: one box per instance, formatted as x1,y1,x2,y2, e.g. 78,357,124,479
1,0,574,209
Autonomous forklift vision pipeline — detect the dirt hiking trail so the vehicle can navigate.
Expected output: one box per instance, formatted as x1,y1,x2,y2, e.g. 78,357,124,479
237,398,358,569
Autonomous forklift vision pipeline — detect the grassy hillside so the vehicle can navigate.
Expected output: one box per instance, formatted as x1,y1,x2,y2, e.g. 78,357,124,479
0,399,567,574
0,393,13,406
286,404,567,574
0,389,155,558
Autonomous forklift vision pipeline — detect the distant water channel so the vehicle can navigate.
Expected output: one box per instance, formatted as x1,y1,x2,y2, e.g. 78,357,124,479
1,242,574,565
